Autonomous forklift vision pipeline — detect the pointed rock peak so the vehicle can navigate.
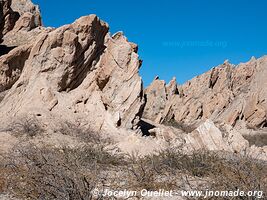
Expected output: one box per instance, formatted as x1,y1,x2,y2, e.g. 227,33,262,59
250,56,256,60
166,77,178,96
11,0,42,27
218,59,234,68
224,59,229,64
154,76,159,80
130,42,138,53
73,14,101,26
222,59,235,68
166,77,177,89
213,59,234,70
167,77,176,85
112,31,124,39
249,56,256,62
146,76,166,89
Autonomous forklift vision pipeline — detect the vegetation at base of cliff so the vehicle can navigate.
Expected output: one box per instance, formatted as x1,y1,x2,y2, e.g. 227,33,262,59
163,119,198,133
0,124,266,199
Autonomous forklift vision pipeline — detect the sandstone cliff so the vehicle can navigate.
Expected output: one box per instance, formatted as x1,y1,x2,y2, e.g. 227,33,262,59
0,0,266,158
0,0,144,133
0,1,267,199
143,58,267,131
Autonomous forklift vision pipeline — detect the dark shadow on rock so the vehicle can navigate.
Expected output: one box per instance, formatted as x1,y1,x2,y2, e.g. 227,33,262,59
0,45,16,56
137,119,156,136
243,132,267,147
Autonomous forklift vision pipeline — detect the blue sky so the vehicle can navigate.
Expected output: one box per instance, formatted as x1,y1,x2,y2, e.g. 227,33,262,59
33,0,267,86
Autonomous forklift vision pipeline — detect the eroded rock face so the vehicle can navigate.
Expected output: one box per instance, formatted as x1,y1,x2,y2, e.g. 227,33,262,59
0,0,44,47
0,44,32,92
95,32,144,129
143,77,178,123
0,14,144,132
0,0,18,41
185,120,249,153
143,57,267,130
11,0,42,27
0,1,4,41
143,78,167,122
0,0,48,102
183,120,267,160
0,0,266,160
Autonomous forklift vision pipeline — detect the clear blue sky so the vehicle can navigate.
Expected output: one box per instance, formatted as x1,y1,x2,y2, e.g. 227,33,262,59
33,0,267,86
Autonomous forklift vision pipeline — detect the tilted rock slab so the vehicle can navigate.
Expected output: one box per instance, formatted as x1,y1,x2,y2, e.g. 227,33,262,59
0,0,19,39
0,14,144,131
184,119,267,160
143,57,267,130
11,0,42,27
185,120,249,153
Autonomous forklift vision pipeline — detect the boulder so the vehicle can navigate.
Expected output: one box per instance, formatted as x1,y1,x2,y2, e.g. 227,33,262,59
185,120,249,153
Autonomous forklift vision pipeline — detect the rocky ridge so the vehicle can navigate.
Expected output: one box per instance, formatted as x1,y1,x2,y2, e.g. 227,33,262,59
0,0,266,160
143,58,267,130
0,0,144,134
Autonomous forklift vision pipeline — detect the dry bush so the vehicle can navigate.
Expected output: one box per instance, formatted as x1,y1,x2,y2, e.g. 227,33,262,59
1,119,266,200
5,117,44,137
1,145,266,200
125,153,160,190
123,149,266,199
0,119,126,199
0,141,125,200
163,119,197,133
205,154,267,200
55,121,113,147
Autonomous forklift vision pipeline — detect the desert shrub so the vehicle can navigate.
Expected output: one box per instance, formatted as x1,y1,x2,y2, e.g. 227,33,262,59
151,149,220,177
55,121,113,146
205,154,267,200
243,133,267,147
163,119,197,133
6,117,44,137
1,123,266,200
0,141,125,200
125,153,159,190
1,145,266,200
123,149,267,199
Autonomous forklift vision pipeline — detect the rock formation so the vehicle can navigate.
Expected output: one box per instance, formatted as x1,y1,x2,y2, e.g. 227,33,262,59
0,0,19,40
0,0,144,133
143,58,267,130
0,0,266,160
0,2,266,199
11,0,42,27
184,120,249,152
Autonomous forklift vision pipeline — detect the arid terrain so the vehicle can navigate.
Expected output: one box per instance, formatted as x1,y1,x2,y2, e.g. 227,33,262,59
0,0,266,199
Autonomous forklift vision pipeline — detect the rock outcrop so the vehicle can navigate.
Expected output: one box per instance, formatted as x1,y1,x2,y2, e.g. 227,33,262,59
11,0,42,27
0,0,19,40
185,120,249,153
0,0,266,160
0,0,47,94
143,58,267,130
0,0,45,47
0,11,144,132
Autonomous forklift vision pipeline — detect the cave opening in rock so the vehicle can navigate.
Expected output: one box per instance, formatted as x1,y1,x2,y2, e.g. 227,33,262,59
261,120,267,128
137,119,156,136
0,45,16,56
